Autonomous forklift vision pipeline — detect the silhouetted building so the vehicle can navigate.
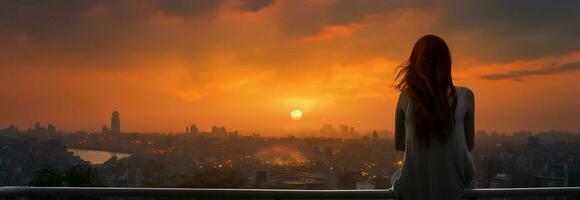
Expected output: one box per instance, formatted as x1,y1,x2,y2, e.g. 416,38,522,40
102,125,110,134
47,124,56,134
339,125,349,136
528,136,540,146
374,175,388,189
189,124,198,135
319,124,337,138
33,121,48,134
535,164,568,187
490,173,512,188
34,121,41,131
255,170,268,188
356,180,374,189
372,130,379,141
535,164,568,200
331,124,358,139
1,125,18,134
350,127,357,137
111,111,120,134
211,126,226,138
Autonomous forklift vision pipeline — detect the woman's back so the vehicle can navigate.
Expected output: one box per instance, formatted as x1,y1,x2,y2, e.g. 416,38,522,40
391,86,476,200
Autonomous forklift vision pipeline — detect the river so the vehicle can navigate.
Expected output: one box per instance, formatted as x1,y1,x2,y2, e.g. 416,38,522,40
68,148,131,164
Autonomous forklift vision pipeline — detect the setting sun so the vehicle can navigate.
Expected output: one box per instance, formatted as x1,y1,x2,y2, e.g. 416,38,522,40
290,109,303,121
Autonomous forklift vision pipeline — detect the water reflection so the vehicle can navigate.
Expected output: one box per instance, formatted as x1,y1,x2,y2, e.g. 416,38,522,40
68,148,130,164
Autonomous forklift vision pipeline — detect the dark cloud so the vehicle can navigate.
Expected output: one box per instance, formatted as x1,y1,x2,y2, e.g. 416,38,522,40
238,0,273,12
274,0,410,37
156,0,224,18
0,1,132,68
480,61,580,81
0,0,220,69
1,0,579,71
439,0,580,62
326,0,405,25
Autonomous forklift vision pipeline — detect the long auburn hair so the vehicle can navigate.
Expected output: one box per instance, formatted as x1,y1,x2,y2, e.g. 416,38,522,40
396,34,457,146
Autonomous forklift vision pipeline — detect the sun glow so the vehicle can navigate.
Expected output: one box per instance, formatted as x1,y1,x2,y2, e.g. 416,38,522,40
290,109,303,120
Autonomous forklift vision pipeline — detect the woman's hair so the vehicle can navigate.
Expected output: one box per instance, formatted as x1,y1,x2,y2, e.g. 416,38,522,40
396,34,457,146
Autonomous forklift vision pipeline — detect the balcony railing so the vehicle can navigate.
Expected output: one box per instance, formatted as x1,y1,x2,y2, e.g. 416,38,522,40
1,186,580,199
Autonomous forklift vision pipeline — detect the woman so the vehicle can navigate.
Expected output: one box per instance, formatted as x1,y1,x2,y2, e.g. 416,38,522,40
391,35,476,200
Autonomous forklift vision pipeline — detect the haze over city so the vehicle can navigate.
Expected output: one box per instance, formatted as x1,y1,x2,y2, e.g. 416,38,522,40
1,0,579,134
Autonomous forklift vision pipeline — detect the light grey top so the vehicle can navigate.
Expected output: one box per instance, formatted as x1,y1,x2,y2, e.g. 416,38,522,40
391,86,476,200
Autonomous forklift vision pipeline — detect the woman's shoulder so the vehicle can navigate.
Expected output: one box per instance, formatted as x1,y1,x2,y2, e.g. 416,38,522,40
456,86,474,96
455,86,475,102
398,89,412,101
397,89,412,109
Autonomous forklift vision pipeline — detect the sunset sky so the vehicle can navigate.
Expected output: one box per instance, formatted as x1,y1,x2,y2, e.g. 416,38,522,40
1,0,579,135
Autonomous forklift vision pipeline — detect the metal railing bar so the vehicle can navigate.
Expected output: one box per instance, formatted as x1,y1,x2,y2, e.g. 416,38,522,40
1,186,580,199
0,187,394,199
463,187,580,198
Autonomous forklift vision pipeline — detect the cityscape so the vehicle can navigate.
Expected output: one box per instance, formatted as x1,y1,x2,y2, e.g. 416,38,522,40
1,1,579,199
1,111,579,194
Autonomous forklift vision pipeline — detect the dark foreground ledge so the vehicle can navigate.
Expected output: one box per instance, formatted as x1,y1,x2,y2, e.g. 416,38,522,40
1,186,580,199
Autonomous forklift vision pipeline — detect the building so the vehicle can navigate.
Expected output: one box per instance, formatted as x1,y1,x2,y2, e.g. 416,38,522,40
374,175,388,189
490,173,513,200
102,125,110,134
339,125,349,137
490,173,512,188
535,164,568,200
34,121,41,131
356,180,374,189
33,121,47,134
211,126,227,138
47,124,56,134
319,124,337,138
255,170,268,188
189,124,198,135
111,111,121,134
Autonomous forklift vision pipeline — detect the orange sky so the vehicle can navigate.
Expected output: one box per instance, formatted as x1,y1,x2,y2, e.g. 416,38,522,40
0,0,579,135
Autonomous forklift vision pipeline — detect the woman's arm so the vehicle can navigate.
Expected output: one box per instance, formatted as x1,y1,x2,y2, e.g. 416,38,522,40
395,92,407,151
464,88,475,152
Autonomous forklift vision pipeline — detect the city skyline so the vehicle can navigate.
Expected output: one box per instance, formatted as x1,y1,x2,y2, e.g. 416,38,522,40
2,123,579,189
1,1,579,134
8,110,376,137
6,110,575,138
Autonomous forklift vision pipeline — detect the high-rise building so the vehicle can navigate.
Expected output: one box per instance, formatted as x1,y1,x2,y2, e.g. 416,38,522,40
339,124,349,137
111,111,120,134
211,126,226,138
190,124,198,135
34,122,41,130
47,124,56,134
33,121,47,134
319,124,337,137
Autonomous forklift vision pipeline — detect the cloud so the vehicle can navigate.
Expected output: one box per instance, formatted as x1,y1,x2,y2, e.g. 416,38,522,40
156,0,224,18
238,0,273,12
272,1,410,38
1,0,579,73
480,61,580,81
438,0,580,61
